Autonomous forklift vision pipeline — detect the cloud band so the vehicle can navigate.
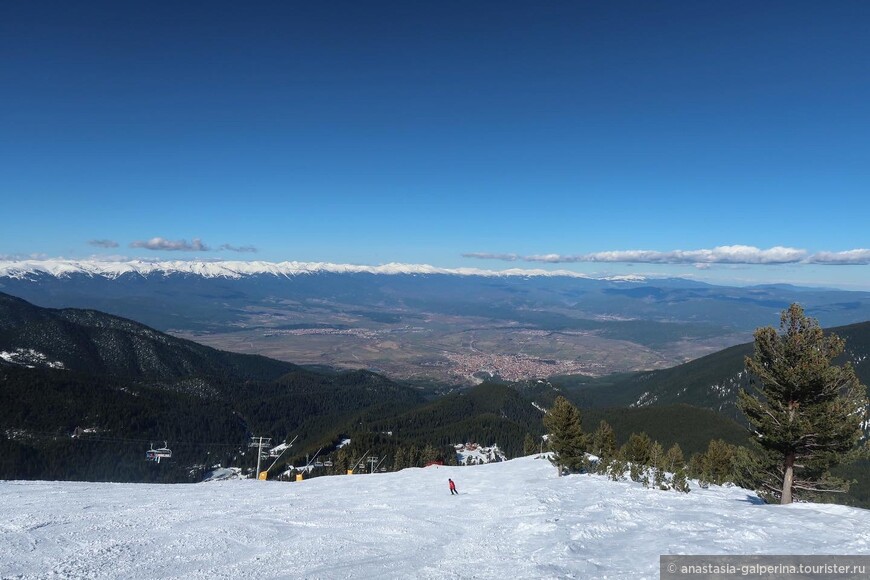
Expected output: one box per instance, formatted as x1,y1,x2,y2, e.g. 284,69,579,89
127,238,258,253
463,245,869,266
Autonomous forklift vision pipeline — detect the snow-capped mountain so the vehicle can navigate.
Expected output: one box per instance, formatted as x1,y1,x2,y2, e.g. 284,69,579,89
0,259,643,281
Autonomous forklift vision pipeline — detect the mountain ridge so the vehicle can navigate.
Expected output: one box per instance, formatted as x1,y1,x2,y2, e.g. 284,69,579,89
0,259,646,281
0,291,298,392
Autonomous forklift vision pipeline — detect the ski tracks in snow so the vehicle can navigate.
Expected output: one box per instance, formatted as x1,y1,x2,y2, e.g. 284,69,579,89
2,458,870,579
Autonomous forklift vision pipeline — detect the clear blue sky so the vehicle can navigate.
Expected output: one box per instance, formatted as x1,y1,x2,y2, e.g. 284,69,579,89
1,1,868,287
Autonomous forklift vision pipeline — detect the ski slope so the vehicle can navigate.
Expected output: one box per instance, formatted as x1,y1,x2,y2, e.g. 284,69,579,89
2,456,869,579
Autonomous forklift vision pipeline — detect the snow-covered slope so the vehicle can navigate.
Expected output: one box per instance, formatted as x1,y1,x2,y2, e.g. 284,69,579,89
2,456,869,579
0,259,644,281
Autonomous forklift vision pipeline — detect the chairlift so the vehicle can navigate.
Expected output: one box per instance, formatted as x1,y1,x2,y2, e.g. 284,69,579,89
314,461,324,468
324,460,333,467
146,441,172,463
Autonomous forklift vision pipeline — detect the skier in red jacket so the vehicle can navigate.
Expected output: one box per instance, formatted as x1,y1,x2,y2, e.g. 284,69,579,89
449,478,458,495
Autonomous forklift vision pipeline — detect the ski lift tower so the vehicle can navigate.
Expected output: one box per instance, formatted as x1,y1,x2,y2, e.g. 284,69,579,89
367,456,379,474
249,436,272,480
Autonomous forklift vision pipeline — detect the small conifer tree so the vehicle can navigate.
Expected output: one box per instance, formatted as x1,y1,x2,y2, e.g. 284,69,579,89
407,445,420,467
393,447,407,471
523,433,538,456
543,396,588,475
591,420,617,459
421,444,440,465
620,432,654,466
671,467,691,493
705,440,737,485
665,443,685,473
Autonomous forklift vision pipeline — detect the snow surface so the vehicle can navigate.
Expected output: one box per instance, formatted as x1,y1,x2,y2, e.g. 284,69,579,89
0,259,645,282
2,456,869,579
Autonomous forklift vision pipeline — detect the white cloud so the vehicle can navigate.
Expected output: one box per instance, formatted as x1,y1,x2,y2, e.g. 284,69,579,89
807,249,870,265
127,238,258,253
461,252,519,261
464,245,809,265
130,237,210,252
88,239,119,248
218,244,258,253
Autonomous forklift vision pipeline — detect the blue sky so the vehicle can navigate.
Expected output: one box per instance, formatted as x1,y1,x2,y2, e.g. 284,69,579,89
1,1,868,288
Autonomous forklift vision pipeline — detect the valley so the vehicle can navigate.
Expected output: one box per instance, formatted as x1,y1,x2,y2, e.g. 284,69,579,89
170,310,738,383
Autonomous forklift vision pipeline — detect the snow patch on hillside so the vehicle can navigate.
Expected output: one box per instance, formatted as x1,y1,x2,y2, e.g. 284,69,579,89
454,443,506,465
0,348,65,369
268,441,293,457
631,391,658,407
201,467,243,482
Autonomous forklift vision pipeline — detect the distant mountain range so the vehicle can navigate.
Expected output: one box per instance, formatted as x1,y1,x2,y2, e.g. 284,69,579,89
3,259,870,383
0,259,642,280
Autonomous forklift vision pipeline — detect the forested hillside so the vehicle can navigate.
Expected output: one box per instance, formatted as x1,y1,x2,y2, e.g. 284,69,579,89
0,293,762,483
553,320,870,419
0,291,298,391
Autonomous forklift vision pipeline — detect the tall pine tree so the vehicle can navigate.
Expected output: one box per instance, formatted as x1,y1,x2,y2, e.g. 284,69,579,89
542,396,587,475
737,304,868,504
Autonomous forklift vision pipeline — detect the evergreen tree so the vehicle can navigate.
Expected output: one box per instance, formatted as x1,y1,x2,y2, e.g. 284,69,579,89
737,304,868,504
608,459,627,481
523,433,538,456
542,396,587,475
649,441,665,470
393,446,407,471
653,465,666,490
620,432,654,466
590,420,617,459
665,443,685,473
594,456,612,476
688,439,737,486
671,467,691,493
407,445,420,468
421,444,439,465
